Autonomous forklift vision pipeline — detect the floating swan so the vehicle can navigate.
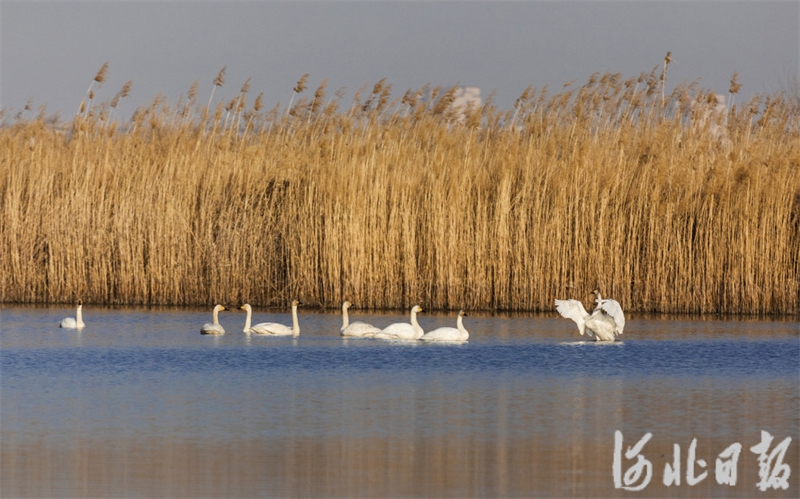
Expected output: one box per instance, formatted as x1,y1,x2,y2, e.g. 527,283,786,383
374,305,425,340
340,301,381,337
248,300,302,336
555,288,625,341
201,304,227,335
239,303,284,335
419,310,469,342
59,300,86,329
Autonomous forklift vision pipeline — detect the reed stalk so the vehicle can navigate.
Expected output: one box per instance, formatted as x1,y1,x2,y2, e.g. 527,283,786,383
1,67,798,314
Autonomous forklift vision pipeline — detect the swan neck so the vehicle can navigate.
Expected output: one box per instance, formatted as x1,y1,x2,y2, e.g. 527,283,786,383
213,307,220,325
341,305,349,329
292,305,300,336
76,305,83,324
578,301,591,319
244,307,252,331
410,309,419,327
457,315,466,333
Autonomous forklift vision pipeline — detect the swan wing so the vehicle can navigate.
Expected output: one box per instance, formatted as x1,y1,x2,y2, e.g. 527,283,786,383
342,321,381,337
60,317,77,328
201,323,225,335
554,299,589,336
597,299,625,335
250,322,293,336
375,323,418,340
419,327,466,342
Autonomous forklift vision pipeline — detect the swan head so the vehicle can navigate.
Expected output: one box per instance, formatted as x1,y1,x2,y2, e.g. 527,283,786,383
213,304,227,313
239,304,252,312
342,301,352,309
411,305,424,313
459,310,467,317
77,299,83,306
292,300,302,307
591,288,602,299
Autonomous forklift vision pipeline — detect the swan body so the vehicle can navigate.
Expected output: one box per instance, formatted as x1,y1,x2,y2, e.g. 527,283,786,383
248,300,302,336
419,310,469,342
555,289,625,341
374,305,425,340
340,301,381,337
239,303,285,335
59,300,85,329
201,305,227,335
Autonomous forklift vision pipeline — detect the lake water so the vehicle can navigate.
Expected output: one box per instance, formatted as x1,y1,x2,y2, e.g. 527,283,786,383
1,304,798,498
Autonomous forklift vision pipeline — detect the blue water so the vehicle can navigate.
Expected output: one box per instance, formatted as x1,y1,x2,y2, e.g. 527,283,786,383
1,305,798,497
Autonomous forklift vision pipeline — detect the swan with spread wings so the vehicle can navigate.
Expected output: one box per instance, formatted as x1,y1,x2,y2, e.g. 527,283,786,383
555,289,625,341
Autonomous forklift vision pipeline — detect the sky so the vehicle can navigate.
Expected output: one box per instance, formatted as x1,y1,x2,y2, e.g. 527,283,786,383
2,1,798,121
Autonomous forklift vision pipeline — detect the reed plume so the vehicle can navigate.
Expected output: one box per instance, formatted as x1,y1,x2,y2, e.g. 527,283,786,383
205,66,226,117
78,61,110,115
661,51,671,106
110,80,133,109
287,73,310,116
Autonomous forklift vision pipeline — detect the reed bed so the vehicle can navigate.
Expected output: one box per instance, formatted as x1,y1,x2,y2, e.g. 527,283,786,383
1,64,798,313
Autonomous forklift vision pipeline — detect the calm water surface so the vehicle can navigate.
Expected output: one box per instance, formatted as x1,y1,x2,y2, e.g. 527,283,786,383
1,305,798,498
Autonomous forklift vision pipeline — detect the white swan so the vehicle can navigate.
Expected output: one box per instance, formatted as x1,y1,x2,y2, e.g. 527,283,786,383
374,305,425,340
248,300,302,336
340,301,381,337
59,300,86,329
419,310,469,342
201,304,227,335
555,288,625,341
239,303,284,335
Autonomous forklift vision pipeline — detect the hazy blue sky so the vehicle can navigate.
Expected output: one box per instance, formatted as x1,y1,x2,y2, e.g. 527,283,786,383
2,1,798,120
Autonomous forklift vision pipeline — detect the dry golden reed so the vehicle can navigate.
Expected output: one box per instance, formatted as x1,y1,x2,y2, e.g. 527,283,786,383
1,67,798,314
